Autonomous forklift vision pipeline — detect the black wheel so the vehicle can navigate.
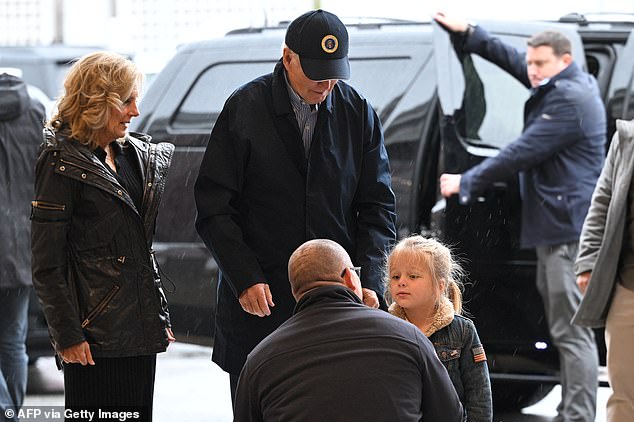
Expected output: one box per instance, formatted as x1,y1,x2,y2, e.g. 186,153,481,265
492,382,555,411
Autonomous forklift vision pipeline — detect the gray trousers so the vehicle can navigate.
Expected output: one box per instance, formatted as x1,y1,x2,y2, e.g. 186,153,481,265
536,242,598,422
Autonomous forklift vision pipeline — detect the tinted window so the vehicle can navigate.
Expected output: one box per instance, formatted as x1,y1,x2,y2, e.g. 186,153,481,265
171,57,423,133
381,48,436,232
348,57,422,115
455,35,530,150
172,61,274,130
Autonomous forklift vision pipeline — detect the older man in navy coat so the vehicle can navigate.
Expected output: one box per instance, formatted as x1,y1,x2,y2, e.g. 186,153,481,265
436,12,605,422
194,9,396,404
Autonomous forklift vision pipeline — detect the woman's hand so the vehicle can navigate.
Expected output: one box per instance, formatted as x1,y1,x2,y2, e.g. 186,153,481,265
166,327,176,345
59,341,95,366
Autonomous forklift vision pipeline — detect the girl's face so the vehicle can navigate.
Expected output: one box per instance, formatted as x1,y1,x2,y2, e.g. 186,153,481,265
389,252,443,314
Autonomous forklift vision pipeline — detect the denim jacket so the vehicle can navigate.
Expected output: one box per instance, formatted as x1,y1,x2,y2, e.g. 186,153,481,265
390,299,492,422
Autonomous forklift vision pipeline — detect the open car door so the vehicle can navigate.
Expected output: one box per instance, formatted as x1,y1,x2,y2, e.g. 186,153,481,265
432,19,586,409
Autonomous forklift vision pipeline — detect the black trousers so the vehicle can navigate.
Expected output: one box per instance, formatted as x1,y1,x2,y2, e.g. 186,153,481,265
230,372,239,409
63,354,156,422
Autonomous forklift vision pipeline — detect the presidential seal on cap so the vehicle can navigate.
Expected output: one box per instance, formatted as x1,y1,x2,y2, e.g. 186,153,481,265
285,9,350,81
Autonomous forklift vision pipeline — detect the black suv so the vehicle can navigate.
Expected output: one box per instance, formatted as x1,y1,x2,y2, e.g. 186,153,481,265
131,14,634,409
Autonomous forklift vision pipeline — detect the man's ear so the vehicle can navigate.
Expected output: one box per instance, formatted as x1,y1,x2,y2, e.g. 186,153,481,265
282,47,293,67
341,268,363,300
562,53,573,66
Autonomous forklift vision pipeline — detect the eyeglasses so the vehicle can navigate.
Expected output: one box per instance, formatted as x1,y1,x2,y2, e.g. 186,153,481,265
340,266,361,278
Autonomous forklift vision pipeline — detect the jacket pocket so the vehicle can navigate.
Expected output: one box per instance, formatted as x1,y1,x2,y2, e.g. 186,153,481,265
31,200,69,222
436,346,462,363
31,200,66,211
434,345,463,394
81,285,120,328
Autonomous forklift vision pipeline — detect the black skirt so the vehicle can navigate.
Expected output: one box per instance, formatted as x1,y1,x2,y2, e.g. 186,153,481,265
63,354,156,422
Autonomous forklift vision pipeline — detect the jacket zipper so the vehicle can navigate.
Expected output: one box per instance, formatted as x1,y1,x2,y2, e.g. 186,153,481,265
81,285,120,328
31,200,66,211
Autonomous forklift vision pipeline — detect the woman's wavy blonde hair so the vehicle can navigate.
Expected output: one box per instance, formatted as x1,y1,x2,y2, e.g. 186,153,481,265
385,235,465,315
48,51,141,149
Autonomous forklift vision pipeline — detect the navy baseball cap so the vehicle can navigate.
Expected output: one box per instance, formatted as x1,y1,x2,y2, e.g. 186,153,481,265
285,9,350,81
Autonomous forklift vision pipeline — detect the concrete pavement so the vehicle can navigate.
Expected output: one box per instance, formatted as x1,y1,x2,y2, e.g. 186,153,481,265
24,342,609,421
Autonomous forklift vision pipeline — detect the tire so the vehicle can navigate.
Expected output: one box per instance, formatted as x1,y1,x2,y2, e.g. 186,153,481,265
492,382,555,411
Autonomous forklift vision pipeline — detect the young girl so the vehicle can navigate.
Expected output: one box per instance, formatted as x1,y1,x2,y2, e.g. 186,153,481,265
387,235,492,422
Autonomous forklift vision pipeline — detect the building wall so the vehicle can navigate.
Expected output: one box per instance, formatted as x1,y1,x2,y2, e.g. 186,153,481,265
1,0,310,72
0,0,54,45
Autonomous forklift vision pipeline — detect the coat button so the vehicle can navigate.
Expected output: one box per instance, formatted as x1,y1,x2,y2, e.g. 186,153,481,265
59,166,65,171
147,182,152,187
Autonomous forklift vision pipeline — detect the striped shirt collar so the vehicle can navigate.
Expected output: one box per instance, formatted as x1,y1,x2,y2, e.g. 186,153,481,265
284,70,319,112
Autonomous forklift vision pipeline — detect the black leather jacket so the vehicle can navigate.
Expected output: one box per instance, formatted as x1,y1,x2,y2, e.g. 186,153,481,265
31,128,174,358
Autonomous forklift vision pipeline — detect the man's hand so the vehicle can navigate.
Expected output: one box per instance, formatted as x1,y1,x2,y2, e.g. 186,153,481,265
577,271,591,295
440,173,462,197
433,12,469,33
60,341,95,366
239,283,275,317
362,288,379,308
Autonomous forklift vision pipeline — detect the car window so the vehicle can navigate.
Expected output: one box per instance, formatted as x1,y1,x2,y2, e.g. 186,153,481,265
172,61,274,130
171,56,422,132
457,35,530,150
434,20,586,153
347,56,421,115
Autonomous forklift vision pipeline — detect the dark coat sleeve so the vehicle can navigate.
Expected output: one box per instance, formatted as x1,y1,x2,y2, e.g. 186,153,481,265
459,83,586,204
194,97,267,298
575,130,618,275
31,149,85,351
233,360,264,422
353,100,397,297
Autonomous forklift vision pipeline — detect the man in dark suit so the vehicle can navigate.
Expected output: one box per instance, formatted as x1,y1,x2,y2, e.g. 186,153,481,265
194,9,396,403
436,12,605,422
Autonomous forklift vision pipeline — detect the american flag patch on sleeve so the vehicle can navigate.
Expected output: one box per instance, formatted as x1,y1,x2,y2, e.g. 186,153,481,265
472,345,487,363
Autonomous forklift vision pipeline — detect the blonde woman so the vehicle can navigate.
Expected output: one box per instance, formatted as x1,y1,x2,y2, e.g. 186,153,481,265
31,52,174,421
387,235,492,421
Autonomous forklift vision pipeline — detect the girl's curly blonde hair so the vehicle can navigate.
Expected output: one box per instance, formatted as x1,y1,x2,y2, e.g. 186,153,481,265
49,51,141,149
